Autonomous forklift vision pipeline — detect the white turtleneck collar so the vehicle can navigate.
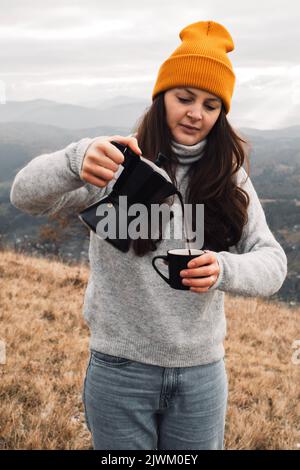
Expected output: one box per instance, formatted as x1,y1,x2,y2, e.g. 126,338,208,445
170,138,207,164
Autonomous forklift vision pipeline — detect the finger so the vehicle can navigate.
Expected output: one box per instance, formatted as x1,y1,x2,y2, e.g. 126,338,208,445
99,141,126,165
108,135,142,155
80,172,108,188
182,276,213,288
86,153,119,173
83,163,115,182
126,135,143,155
190,286,210,293
180,264,216,278
91,138,125,165
187,252,215,268
102,139,142,166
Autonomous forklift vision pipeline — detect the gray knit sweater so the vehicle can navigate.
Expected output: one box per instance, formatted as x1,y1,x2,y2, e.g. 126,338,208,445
10,136,288,367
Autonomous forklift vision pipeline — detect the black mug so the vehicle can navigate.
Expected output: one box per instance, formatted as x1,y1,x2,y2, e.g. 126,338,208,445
152,248,205,290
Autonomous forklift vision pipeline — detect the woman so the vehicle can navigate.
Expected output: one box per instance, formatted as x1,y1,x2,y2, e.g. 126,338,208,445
10,20,287,450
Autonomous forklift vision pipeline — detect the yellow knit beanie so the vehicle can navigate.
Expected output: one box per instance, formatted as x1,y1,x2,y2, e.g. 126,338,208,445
152,20,236,114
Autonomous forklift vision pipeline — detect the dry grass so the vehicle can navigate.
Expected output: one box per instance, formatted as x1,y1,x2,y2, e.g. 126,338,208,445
0,248,299,450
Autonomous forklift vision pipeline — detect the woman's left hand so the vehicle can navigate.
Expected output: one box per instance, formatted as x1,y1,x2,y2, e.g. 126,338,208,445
180,250,220,293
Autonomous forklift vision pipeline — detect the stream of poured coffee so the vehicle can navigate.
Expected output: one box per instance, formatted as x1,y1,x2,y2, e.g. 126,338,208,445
176,190,192,255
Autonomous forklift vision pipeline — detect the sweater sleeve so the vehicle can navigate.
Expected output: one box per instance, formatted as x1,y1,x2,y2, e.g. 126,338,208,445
10,136,114,217
209,167,287,297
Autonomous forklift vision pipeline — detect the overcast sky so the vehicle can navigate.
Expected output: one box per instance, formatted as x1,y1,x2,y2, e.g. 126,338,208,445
0,0,299,129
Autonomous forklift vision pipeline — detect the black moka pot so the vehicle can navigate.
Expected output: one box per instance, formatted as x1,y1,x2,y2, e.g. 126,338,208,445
78,141,180,252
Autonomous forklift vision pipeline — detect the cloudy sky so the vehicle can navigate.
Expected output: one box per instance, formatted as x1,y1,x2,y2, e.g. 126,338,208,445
0,0,299,129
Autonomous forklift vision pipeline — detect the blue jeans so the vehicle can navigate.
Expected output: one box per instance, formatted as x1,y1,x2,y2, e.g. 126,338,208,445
82,350,228,450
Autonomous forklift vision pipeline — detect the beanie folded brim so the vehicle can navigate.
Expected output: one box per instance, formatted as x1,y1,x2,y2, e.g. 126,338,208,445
152,54,235,114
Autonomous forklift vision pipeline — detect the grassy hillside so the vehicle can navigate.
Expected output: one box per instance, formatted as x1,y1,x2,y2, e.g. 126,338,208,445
0,249,299,450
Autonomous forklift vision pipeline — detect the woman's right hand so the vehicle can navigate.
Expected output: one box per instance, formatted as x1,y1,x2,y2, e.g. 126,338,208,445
80,134,142,188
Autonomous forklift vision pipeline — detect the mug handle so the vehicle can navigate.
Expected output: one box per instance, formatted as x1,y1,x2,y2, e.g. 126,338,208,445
151,256,170,285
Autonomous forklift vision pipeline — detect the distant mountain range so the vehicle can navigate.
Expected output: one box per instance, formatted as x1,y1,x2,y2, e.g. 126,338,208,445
0,97,150,129
1,97,299,139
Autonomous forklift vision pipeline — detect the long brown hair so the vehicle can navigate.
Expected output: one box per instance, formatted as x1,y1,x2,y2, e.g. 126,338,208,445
128,91,251,256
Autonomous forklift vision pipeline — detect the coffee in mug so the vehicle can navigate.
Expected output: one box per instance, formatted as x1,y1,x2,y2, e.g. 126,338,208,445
152,248,205,290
